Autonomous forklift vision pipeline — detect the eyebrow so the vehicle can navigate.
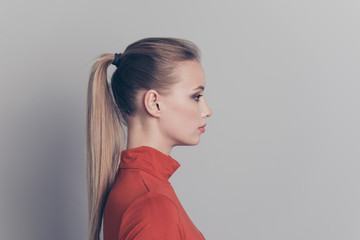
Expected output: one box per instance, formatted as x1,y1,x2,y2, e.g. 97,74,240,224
193,85,205,91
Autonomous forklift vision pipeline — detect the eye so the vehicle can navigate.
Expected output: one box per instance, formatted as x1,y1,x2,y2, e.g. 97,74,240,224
194,94,203,102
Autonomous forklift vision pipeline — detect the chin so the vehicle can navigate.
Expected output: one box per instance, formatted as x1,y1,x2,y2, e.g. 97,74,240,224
173,138,200,147
193,137,201,145
180,137,201,146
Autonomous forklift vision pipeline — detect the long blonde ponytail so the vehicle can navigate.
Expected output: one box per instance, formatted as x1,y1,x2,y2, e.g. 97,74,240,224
86,54,125,240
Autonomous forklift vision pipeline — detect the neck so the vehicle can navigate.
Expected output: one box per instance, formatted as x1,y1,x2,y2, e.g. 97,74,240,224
126,117,173,156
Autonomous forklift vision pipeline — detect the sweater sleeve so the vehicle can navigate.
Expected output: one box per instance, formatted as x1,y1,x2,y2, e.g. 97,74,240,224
118,192,183,240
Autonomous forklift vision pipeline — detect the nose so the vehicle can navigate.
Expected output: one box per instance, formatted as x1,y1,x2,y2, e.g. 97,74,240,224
201,99,212,118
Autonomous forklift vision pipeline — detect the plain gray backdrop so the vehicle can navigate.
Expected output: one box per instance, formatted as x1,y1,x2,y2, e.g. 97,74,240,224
1,0,359,239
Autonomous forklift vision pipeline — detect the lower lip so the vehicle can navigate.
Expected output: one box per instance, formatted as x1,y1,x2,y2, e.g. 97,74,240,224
199,127,205,133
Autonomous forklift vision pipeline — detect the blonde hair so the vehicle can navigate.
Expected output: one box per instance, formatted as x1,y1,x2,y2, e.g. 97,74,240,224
86,38,200,240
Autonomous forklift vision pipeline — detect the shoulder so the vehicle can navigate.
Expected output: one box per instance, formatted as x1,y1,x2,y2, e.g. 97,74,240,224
118,192,183,239
106,170,149,213
122,192,180,222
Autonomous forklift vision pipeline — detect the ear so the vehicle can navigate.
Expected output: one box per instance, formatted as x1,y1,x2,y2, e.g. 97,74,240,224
144,89,161,117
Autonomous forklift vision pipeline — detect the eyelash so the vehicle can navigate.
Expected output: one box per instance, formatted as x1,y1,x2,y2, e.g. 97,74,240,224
194,94,203,101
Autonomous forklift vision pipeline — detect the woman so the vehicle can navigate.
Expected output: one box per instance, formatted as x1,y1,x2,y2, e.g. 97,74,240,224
86,38,212,240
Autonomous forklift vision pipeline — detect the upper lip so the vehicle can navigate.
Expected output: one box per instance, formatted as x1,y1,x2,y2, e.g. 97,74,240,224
199,123,206,128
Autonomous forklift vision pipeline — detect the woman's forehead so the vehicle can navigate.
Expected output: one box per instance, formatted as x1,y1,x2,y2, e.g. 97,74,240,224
173,60,205,89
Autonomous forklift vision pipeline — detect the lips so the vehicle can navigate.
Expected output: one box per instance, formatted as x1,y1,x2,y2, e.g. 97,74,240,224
199,123,206,128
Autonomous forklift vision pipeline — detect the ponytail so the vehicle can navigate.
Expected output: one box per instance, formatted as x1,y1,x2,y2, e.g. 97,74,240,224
86,54,125,240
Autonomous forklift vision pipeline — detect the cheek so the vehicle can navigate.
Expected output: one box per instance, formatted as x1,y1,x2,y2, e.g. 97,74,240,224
162,97,200,131
171,100,199,124
160,97,202,145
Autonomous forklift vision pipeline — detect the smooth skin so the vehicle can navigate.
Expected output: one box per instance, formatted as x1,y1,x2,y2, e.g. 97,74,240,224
126,60,212,155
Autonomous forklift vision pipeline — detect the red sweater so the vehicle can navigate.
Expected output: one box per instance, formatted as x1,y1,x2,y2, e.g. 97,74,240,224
103,145,206,240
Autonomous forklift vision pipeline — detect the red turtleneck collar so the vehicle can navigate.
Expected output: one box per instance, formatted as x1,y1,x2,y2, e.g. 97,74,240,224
119,146,181,182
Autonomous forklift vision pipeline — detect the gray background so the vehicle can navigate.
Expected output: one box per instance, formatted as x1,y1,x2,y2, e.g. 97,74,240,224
1,0,359,239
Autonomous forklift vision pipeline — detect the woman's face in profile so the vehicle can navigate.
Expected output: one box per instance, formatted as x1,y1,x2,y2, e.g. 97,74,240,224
159,60,212,146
